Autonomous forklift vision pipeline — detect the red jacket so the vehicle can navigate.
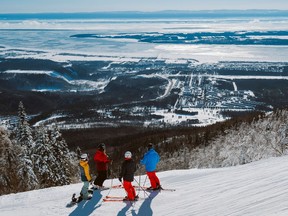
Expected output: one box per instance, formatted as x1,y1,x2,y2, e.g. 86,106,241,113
94,150,110,171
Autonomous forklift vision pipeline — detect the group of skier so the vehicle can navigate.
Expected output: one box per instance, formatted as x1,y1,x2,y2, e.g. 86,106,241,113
74,142,161,203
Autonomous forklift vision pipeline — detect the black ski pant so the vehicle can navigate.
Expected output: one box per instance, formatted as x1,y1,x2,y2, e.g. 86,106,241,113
94,170,107,187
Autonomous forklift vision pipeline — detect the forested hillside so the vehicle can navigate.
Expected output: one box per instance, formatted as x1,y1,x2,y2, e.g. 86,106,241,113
1,103,287,195
158,109,288,170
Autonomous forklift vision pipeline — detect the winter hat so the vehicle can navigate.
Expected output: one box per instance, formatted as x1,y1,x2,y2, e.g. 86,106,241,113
124,151,132,159
81,153,88,160
147,143,153,150
98,143,106,151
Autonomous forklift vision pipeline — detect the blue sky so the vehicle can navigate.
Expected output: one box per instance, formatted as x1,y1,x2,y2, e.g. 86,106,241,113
1,0,288,13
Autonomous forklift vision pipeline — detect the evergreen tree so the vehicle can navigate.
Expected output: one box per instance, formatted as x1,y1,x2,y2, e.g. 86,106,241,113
17,151,39,191
34,126,57,187
0,127,20,194
50,123,74,185
16,101,34,156
15,101,38,191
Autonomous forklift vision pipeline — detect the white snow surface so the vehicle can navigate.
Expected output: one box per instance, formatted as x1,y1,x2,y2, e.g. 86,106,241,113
1,156,288,216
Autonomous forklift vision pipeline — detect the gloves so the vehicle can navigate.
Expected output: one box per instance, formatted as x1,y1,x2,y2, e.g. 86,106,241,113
118,177,122,182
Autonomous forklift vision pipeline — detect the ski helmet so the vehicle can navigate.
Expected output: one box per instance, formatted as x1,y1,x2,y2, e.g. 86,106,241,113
124,151,132,159
98,143,106,151
81,153,88,160
147,143,153,150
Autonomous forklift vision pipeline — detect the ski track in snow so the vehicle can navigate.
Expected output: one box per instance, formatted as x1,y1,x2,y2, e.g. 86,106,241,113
1,156,288,216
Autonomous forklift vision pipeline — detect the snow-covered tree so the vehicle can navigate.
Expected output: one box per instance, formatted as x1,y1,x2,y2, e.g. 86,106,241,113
0,127,20,194
15,101,38,191
17,151,39,191
16,101,34,156
186,109,288,168
270,110,288,155
157,109,288,170
50,123,76,185
33,126,57,187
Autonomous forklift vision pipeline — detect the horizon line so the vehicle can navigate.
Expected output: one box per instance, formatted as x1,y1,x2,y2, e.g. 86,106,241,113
1,9,288,15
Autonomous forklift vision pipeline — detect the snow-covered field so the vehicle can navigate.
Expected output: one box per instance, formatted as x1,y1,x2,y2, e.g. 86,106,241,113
1,156,288,216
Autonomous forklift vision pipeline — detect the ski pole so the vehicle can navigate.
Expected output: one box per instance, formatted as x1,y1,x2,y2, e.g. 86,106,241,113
143,175,147,188
134,177,151,199
139,175,141,188
106,177,114,197
137,175,141,196
135,175,142,197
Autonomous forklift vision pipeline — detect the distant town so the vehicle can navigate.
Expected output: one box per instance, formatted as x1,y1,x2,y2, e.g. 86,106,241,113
1,52,287,129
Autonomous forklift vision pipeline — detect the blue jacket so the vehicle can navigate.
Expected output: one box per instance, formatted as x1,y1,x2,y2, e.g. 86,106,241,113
140,149,160,172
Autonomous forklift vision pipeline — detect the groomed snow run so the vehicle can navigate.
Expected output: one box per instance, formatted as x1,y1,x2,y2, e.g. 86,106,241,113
1,156,288,216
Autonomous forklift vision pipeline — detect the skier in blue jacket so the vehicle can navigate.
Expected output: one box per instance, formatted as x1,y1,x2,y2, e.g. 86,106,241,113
140,143,161,190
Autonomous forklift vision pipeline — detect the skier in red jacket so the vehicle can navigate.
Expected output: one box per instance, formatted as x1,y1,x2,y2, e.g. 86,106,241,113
93,143,111,189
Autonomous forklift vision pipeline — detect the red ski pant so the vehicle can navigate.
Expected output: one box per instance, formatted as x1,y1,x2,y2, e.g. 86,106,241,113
147,171,160,188
123,180,136,200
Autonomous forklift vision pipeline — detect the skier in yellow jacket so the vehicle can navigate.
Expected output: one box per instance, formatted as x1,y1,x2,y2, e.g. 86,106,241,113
72,153,93,203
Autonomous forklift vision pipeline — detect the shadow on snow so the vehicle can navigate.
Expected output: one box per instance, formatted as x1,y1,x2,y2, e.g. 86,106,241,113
117,190,160,216
68,190,102,216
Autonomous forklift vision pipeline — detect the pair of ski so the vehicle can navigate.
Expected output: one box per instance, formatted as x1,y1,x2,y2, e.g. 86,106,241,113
103,187,176,202
134,185,176,192
103,195,144,202
94,184,175,192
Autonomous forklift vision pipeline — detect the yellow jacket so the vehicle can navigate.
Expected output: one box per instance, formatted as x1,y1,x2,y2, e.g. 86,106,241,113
80,160,92,182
